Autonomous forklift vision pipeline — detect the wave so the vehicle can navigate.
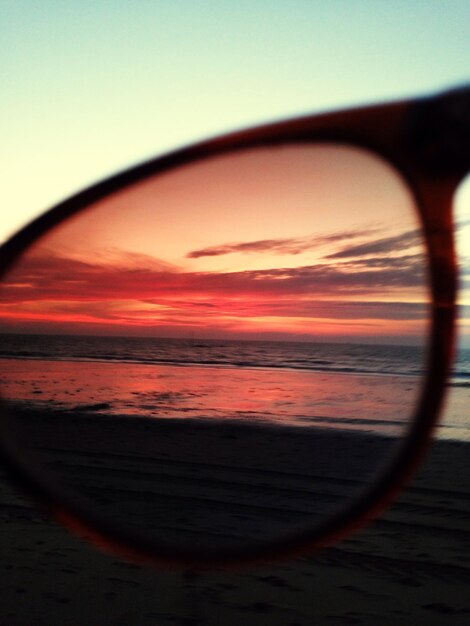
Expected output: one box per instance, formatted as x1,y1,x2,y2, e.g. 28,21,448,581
1,333,467,380
0,349,427,379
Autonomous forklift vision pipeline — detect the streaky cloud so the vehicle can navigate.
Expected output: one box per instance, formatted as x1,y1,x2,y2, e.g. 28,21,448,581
0,249,426,307
186,228,381,259
326,229,421,259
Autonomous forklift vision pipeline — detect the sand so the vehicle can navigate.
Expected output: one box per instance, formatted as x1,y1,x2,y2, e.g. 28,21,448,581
2,406,405,555
0,408,469,625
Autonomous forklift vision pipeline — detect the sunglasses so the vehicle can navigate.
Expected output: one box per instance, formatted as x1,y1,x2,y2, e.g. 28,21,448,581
0,85,468,567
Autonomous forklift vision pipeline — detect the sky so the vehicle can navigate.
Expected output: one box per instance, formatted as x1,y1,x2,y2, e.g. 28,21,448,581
1,1,469,344
0,144,428,342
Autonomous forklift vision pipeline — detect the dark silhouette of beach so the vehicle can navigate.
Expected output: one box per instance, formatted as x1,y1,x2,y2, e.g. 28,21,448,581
0,407,469,625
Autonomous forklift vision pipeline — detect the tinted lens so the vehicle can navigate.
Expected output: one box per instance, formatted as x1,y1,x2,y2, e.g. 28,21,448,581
0,144,430,558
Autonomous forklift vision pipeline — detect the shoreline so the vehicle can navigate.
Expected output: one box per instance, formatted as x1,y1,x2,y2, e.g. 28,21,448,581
0,352,427,379
0,355,425,437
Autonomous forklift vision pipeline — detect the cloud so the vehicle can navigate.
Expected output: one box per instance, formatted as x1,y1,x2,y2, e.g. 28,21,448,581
0,241,429,342
336,253,425,271
186,228,381,259
0,248,426,313
326,229,422,259
199,298,428,321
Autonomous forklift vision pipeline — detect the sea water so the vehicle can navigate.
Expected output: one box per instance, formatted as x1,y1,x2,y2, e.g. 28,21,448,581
0,334,468,440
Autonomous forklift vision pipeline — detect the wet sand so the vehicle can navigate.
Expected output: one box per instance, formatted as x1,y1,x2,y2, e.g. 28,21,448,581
0,407,469,624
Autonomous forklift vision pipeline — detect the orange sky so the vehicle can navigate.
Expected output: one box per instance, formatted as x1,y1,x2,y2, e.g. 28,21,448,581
0,144,430,343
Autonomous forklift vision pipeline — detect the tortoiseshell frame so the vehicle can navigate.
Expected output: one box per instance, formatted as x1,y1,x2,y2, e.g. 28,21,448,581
0,86,468,568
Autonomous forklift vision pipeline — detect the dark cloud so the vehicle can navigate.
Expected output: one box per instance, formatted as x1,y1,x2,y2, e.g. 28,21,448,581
336,254,425,271
457,304,470,318
222,298,428,321
326,229,422,259
0,248,426,309
186,237,307,258
460,276,470,291
460,256,470,268
0,248,432,338
186,228,381,259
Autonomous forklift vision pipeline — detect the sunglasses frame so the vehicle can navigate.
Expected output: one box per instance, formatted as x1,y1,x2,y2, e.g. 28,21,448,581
0,86,468,567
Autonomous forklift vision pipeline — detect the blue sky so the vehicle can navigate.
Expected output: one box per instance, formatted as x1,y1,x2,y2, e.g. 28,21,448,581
1,0,469,343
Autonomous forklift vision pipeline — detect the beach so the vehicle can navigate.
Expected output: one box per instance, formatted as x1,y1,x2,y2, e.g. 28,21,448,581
0,433,469,625
0,336,469,623
3,405,404,556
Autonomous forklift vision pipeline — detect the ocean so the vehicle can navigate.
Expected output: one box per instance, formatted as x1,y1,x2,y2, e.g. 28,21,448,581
0,333,468,440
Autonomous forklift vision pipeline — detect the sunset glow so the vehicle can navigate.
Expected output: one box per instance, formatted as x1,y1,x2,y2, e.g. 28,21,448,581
0,145,429,344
